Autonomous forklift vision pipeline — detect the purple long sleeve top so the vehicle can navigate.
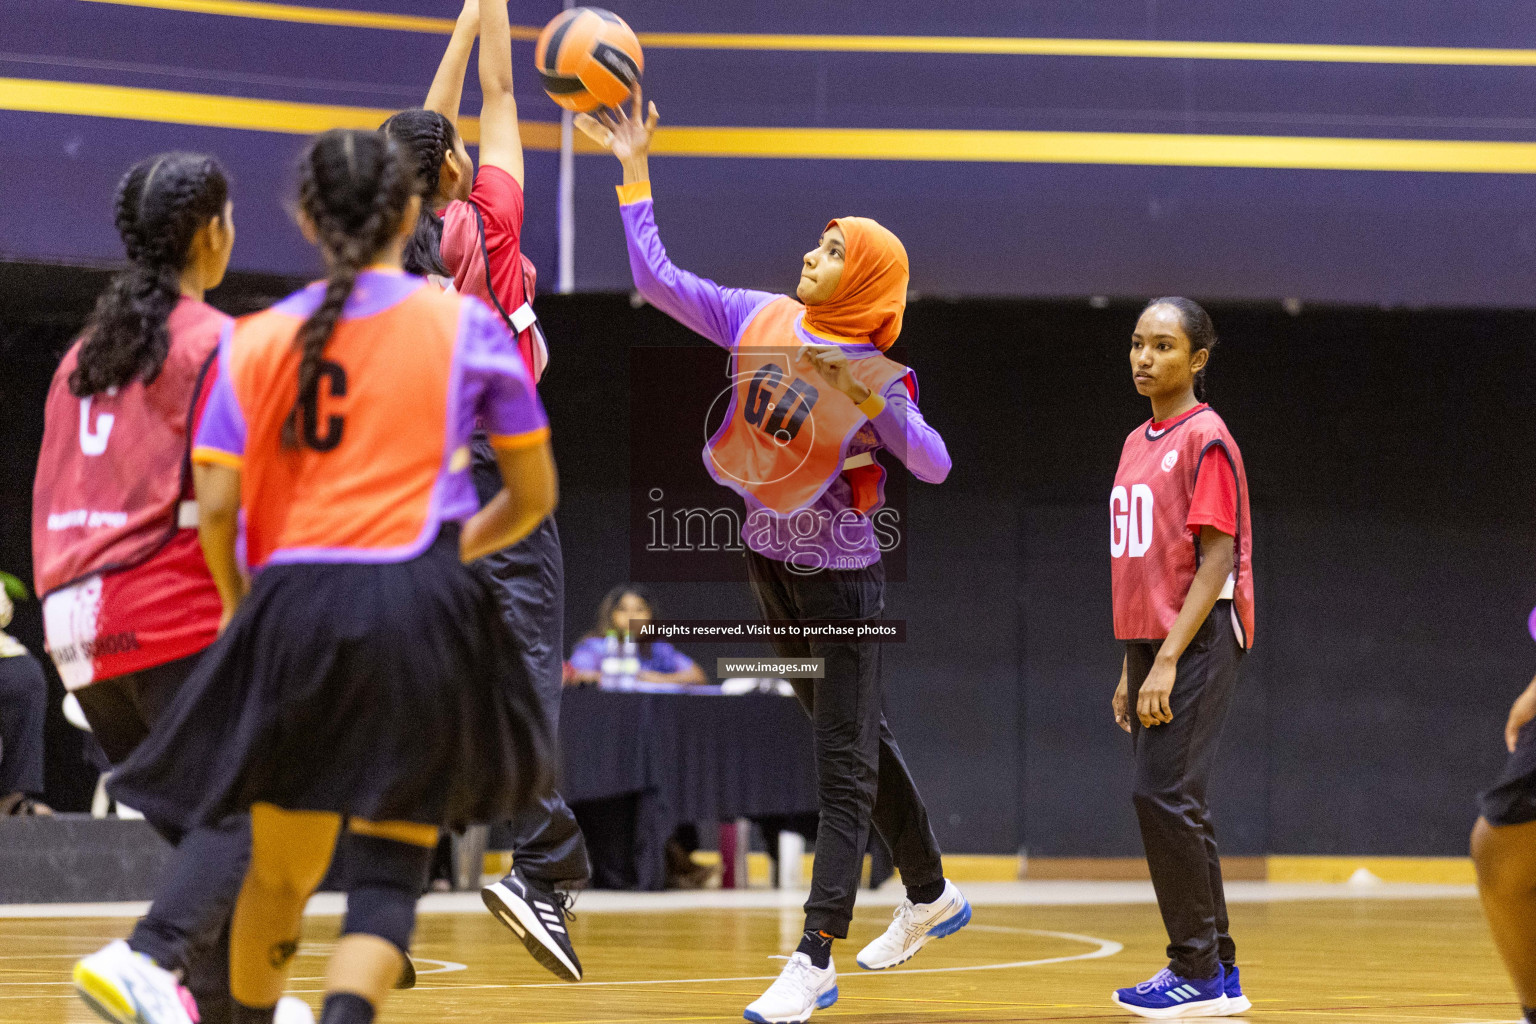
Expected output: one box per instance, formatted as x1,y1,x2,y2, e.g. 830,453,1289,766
619,185,951,570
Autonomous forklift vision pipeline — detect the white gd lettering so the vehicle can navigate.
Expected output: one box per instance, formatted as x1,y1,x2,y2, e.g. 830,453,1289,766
1110,484,1155,558
79,397,114,456
1109,485,1129,557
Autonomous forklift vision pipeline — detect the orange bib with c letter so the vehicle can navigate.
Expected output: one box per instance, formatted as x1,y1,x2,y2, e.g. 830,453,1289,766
703,297,908,515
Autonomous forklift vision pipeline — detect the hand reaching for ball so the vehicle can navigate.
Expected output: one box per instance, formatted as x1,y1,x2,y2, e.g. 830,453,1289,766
576,87,659,183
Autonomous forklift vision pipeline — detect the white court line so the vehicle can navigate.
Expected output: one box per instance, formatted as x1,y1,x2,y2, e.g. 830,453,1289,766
0,924,1117,998
399,924,1121,991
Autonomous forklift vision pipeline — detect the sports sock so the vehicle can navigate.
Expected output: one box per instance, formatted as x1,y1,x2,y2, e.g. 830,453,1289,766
320,992,376,1024
1523,1007,1536,1024
795,929,834,970
906,878,946,905
231,1001,276,1024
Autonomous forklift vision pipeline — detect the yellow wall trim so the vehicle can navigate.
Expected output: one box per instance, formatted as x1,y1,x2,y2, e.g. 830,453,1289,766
1266,855,1475,885
6,77,1536,175
74,0,1536,68
0,77,561,149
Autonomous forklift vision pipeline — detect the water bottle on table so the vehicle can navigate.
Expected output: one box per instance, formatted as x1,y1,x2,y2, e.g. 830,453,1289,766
599,630,621,688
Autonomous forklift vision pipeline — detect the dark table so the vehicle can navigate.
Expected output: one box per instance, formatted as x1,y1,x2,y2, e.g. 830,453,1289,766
557,685,818,890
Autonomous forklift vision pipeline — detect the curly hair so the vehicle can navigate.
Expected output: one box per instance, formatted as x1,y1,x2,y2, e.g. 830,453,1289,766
70,153,229,397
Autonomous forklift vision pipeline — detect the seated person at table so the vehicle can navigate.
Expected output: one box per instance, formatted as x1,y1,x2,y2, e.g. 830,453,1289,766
0,579,52,816
567,585,706,685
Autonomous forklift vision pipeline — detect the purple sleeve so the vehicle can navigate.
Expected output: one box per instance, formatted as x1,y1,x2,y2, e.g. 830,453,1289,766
459,299,548,442
867,375,951,484
620,197,777,349
192,323,246,461
569,636,603,671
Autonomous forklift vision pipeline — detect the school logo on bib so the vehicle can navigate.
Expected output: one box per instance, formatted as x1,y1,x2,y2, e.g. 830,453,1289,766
1161,450,1178,473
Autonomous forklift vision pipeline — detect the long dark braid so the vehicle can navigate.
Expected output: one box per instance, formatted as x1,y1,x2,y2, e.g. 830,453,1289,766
282,129,415,449
379,109,456,277
70,153,228,397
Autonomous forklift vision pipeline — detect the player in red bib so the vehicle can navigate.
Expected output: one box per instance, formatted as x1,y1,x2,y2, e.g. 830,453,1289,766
1107,298,1255,1019
30,152,284,1024
382,0,587,981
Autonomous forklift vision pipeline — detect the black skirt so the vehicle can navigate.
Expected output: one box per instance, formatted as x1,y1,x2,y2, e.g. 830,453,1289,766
110,528,554,831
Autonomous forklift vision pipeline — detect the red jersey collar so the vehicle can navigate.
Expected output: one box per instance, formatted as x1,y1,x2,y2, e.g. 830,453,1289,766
1148,402,1209,436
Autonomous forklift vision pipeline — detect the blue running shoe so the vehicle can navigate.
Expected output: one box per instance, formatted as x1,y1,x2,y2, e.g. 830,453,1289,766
1221,964,1251,1014
1111,966,1227,1018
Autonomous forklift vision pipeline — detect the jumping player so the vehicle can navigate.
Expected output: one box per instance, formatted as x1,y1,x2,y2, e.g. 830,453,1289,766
104,129,557,1024
1108,298,1254,1018
382,1,588,981
1471,631,1536,1024
579,91,969,1024
31,151,281,1024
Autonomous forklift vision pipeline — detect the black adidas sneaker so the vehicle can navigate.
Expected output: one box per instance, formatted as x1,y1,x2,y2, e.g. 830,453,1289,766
481,867,582,981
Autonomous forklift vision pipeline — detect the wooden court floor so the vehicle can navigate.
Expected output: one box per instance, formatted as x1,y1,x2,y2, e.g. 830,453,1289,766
0,892,1517,1023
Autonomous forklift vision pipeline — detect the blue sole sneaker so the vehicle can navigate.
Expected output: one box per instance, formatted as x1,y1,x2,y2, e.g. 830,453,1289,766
856,879,972,970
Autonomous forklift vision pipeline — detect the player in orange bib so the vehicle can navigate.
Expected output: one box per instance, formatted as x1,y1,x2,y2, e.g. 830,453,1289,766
1108,299,1255,1019
580,92,969,1024
106,129,557,1024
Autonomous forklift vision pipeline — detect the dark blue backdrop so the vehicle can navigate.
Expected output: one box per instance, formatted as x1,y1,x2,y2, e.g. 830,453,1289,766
4,1,1536,304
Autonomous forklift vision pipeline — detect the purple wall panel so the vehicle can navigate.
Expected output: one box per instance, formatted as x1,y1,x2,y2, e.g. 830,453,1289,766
5,1,1536,304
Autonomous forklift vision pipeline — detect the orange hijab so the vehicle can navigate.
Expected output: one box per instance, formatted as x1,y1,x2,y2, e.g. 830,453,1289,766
802,216,909,351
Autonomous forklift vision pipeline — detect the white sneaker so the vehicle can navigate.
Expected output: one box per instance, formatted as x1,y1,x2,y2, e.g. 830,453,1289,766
73,940,196,1024
275,996,316,1024
856,878,972,970
743,952,838,1024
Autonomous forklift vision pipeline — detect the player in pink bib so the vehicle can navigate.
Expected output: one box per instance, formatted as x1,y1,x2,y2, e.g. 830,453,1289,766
1109,298,1255,1019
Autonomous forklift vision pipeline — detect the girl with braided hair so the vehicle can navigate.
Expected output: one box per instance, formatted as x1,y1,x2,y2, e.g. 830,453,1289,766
107,128,557,1024
387,2,588,981
36,151,282,1024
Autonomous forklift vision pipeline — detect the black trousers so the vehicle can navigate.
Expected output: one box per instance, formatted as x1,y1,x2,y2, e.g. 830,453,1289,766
76,653,246,1024
1125,601,1244,980
0,653,47,797
746,549,944,938
473,437,591,888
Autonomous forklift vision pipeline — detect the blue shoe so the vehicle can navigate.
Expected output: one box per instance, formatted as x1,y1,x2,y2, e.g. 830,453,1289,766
1111,966,1227,1018
1222,964,1251,1014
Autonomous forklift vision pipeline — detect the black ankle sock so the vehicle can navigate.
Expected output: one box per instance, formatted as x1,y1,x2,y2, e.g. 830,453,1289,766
1523,1007,1536,1024
795,929,834,970
320,992,376,1024
232,1002,276,1024
906,878,946,905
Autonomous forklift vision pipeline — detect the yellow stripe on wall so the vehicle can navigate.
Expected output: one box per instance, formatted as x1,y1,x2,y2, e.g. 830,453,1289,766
71,0,1536,67
642,125,1536,174
636,32,1536,68
0,78,562,148
6,77,1536,175
74,0,541,38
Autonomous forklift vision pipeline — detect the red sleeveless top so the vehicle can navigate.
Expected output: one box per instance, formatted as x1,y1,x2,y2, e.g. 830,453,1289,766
1110,404,1255,648
33,298,227,687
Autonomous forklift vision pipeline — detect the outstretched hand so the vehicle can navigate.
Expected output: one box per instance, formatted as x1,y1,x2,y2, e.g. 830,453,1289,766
575,86,659,174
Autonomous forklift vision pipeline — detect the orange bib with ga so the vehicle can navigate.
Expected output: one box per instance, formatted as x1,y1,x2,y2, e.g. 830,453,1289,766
703,297,908,515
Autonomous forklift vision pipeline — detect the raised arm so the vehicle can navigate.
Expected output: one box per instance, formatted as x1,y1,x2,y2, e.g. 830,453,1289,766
579,90,775,348
477,0,524,187
423,0,479,128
